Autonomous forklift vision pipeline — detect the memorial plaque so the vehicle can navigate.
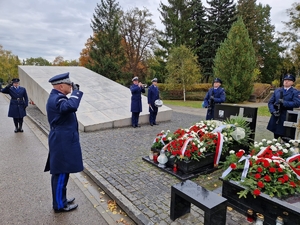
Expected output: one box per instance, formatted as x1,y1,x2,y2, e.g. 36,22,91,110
214,104,258,142
283,110,300,140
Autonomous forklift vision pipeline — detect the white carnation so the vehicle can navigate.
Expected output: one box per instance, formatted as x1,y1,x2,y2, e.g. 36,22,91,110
270,145,277,151
252,156,258,160
258,142,263,146
283,149,288,153
229,150,235,154
262,139,267,142
267,140,272,144
168,137,172,141
285,143,291,148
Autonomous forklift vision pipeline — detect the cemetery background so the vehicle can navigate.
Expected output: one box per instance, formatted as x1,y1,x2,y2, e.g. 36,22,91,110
24,99,274,225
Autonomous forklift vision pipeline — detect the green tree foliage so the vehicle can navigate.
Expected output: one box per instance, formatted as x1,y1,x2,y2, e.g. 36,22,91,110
119,7,157,81
166,45,201,101
0,45,21,83
213,17,256,103
23,57,52,66
202,0,237,82
88,0,126,81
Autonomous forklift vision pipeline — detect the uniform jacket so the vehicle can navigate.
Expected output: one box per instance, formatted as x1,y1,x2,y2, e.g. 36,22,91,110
44,89,84,174
267,87,300,136
1,85,28,118
130,84,145,112
203,87,226,120
147,84,159,112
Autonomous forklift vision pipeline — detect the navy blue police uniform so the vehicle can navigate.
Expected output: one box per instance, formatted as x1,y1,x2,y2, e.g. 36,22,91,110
44,72,83,212
1,78,28,132
130,77,145,127
148,78,160,126
267,75,300,139
203,78,226,120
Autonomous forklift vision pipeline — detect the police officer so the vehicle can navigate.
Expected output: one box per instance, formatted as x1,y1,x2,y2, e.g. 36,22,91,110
1,78,28,132
203,78,226,120
148,78,160,126
44,72,83,213
130,76,145,128
267,74,300,140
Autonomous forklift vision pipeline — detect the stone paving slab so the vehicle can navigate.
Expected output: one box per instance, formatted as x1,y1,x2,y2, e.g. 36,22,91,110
25,102,273,225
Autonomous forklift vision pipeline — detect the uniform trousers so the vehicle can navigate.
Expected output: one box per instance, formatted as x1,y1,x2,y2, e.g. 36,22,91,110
13,118,23,129
51,173,69,210
149,110,157,124
131,112,140,126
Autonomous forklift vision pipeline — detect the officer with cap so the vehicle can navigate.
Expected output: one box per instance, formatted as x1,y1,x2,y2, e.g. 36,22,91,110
130,76,145,128
44,72,83,213
1,78,28,132
267,74,300,140
148,78,160,126
203,78,226,120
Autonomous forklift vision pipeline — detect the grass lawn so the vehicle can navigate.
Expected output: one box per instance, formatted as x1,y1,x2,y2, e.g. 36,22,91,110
163,100,270,117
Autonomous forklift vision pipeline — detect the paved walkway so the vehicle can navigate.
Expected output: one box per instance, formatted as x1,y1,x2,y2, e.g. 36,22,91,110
9,95,274,225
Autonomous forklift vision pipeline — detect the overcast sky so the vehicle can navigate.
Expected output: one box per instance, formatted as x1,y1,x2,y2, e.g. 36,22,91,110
0,0,296,62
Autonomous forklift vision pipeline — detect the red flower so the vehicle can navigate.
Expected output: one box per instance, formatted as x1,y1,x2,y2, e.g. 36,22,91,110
277,168,283,173
269,167,276,173
253,189,261,196
257,181,264,188
264,175,271,182
230,163,237,169
278,178,285,184
263,160,270,168
290,181,296,188
255,173,261,179
283,174,289,181
257,167,263,173
236,150,244,158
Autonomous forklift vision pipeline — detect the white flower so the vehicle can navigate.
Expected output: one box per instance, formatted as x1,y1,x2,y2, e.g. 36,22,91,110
254,144,259,148
229,137,232,141
275,143,281,146
258,142,263,146
197,144,200,148
272,139,278,142
270,145,277,151
262,139,266,142
184,129,189,132
200,147,206,152
224,137,228,142
210,127,213,130
205,131,208,134
283,149,288,153
267,140,272,144
200,142,204,146
168,137,172,141
278,146,283,150
285,143,291,148
252,155,258,160
167,130,170,133
223,132,227,136
229,150,235,154
161,130,165,133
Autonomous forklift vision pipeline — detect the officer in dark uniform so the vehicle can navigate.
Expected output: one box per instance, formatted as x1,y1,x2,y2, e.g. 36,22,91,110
44,72,83,213
267,74,300,139
148,78,160,126
203,78,226,120
1,78,28,132
130,76,145,128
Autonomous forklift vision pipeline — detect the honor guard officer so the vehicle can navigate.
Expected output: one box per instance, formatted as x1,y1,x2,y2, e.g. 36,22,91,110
44,72,83,213
130,76,145,128
1,78,28,132
267,74,300,140
148,78,160,126
203,78,226,120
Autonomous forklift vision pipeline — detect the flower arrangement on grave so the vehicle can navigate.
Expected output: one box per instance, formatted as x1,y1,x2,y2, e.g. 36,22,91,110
221,139,300,199
151,117,252,163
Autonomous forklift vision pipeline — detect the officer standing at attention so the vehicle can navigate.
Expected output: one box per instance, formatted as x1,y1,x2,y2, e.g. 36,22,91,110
203,78,225,120
1,78,28,132
148,78,160,126
130,76,145,128
44,72,83,213
267,74,300,140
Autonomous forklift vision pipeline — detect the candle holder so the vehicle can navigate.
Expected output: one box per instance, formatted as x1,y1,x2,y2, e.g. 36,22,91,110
255,213,264,225
157,149,168,168
246,209,254,222
153,153,158,163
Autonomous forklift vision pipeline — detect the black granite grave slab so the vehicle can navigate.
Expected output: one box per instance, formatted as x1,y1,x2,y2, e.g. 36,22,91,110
142,156,217,181
221,179,300,225
284,110,299,140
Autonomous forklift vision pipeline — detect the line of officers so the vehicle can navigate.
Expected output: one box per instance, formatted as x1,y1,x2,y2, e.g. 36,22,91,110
203,74,300,140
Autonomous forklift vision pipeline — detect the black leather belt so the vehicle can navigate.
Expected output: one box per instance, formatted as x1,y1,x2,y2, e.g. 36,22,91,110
12,98,21,100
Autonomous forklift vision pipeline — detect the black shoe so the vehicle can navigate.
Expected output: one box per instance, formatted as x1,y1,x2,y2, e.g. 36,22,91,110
153,123,159,125
137,125,141,128
18,128,23,132
67,197,75,204
132,125,136,128
14,128,18,133
54,204,78,213
150,124,153,126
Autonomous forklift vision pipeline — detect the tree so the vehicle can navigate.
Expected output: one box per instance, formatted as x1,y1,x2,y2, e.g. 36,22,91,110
119,7,157,80
213,17,256,103
23,57,51,66
0,45,20,83
88,0,126,81
166,45,201,101
202,0,237,82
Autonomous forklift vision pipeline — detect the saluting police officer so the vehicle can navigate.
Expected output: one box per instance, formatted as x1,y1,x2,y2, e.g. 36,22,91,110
148,78,160,126
203,78,226,120
130,76,145,128
44,72,83,213
267,74,300,140
1,78,28,132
